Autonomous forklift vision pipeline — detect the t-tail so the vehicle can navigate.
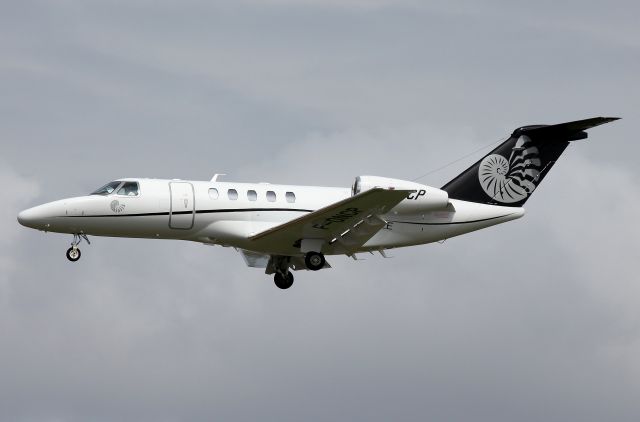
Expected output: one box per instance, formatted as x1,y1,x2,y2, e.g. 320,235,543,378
441,117,619,207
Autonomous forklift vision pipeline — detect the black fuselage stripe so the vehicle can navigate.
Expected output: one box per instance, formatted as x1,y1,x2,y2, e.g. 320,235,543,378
196,208,313,214
388,214,513,226
59,211,515,225
61,208,314,218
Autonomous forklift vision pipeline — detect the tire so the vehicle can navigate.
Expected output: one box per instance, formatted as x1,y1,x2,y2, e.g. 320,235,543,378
304,252,325,271
274,272,294,289
66,247,81,262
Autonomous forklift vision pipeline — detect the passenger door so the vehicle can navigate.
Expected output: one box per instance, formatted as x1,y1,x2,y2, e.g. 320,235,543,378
169,182,195,229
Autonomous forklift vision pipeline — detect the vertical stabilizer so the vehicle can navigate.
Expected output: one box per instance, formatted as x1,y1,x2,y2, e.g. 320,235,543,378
441,117,619,207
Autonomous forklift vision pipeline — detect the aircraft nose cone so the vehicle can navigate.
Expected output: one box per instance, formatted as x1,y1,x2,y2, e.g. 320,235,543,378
17,206,46,229
18,208,34,227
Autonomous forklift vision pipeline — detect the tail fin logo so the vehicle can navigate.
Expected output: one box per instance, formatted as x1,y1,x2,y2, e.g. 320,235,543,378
478,135,541,203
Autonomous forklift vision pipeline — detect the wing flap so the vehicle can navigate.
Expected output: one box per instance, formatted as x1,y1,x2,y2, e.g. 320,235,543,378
327,214,388,254
238,249,270,268
249,188,411,254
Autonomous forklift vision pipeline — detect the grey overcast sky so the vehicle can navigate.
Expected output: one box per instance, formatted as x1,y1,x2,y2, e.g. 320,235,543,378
1,1,639,421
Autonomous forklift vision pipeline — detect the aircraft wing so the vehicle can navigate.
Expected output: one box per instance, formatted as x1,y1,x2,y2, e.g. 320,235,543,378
249,188,411,255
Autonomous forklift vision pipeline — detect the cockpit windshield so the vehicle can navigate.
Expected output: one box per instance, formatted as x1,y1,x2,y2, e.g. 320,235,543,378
117,182,139,196
90,181,122,195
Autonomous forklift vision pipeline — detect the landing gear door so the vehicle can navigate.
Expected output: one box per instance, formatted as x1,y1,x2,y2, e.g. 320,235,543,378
169,182,195,229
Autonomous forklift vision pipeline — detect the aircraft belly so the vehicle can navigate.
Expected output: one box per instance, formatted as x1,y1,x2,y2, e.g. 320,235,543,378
362,202,525,250
195,211,312,252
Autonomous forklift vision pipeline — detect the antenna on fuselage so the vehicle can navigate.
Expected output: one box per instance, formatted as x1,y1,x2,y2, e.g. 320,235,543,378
210,173,226,182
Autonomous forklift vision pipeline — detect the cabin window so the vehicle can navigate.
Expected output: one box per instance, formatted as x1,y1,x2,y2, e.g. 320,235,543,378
90,181,122,195
266,191,276,202
247,190,257,201
117,182,139,196
208,188,219,200
228,189,238,200
285,192,296,203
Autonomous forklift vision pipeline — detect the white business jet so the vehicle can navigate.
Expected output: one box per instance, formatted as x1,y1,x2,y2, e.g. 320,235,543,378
18,117,618,289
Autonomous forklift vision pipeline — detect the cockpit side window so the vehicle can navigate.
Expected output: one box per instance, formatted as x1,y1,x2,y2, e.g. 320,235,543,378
90,181,122,195
117,182,140,196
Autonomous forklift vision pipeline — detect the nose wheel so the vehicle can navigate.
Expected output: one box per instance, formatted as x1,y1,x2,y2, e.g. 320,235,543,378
66,247,81,262
66,233,90,262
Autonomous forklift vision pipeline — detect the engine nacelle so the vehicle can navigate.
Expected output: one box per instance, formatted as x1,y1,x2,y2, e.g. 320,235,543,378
352,175,449,214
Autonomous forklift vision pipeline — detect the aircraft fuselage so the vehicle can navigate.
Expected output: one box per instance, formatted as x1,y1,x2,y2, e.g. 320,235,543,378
18,178,523,257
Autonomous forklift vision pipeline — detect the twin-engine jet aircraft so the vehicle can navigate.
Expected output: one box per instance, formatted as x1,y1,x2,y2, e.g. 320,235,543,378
18,117,618,289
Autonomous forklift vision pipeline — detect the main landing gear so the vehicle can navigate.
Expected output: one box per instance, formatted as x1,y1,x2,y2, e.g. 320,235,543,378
268,252,326,289
274,271,294,290
268,255,295,290
66,233,90,262
305,251,325,271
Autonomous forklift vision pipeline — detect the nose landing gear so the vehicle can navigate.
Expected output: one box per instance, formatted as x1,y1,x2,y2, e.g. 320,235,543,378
66,247,81,262
66,233,90,262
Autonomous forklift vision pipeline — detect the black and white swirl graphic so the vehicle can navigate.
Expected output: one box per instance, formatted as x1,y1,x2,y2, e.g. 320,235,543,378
110,200,126,213
478,135,542,203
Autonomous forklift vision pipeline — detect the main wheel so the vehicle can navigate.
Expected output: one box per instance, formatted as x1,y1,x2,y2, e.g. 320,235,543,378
274,272,294,289
305,252,325,271
66,247,81,262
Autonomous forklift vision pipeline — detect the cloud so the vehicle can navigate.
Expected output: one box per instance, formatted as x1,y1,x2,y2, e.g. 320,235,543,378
1,1,639,421
535,152,640,374
0,163,39,289
235,123,481,186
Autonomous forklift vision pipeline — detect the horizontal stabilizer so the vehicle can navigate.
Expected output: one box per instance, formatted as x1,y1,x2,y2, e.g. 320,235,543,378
514,117,620,141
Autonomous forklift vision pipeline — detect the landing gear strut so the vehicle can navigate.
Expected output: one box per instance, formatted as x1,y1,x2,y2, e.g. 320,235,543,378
305,251,325,271
66,233,90,262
